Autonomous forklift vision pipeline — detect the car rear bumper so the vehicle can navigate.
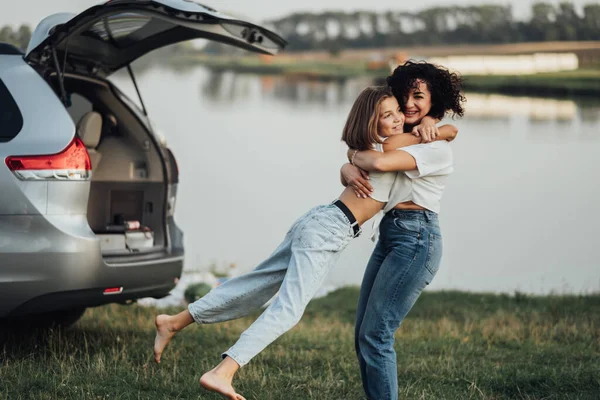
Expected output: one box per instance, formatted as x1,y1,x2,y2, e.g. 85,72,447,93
0,214,184,317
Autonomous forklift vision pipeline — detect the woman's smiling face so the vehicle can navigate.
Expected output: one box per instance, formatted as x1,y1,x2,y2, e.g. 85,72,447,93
403,79,432,126
377,96,405,138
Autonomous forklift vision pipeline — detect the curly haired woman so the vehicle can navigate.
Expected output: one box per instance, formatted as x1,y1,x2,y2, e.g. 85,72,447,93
341,61,466,400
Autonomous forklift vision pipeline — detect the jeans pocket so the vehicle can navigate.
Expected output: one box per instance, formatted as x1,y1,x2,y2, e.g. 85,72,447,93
297,215,344,250
424,233,443,277
286,219,301,236
287,207,318,235
392,218,421,236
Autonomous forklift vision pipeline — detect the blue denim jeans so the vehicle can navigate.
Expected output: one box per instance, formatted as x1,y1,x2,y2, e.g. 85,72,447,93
188,203,356,367
355,209,443,400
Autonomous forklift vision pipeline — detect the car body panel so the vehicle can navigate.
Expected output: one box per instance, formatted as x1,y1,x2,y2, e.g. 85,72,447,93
0,56,86,217
0,213,183,316
0,56,75,157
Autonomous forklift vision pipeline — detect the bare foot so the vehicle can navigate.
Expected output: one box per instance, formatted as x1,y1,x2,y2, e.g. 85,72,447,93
153,314,176,363
200,368,246,400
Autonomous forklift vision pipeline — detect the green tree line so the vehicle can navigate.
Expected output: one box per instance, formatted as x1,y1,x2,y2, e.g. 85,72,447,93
265,2,600,52
0,24,32,51
3,2,599,54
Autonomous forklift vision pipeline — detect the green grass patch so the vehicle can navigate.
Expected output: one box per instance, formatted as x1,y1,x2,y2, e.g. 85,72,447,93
1,289,599,399
462,69,600,97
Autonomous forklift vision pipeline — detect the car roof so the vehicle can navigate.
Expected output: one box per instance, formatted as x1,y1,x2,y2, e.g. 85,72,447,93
0,43,24,56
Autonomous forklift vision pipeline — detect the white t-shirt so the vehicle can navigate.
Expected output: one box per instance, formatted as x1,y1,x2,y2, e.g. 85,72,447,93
366,140,396,203
368,140,454,240
383,141,453,214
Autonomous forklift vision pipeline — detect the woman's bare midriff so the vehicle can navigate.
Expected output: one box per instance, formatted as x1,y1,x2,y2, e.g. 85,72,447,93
393,201,426,211
338,190,427,227
338,188,385,226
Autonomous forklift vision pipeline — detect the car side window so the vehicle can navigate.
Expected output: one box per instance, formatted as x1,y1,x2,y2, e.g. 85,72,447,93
0,78,24,143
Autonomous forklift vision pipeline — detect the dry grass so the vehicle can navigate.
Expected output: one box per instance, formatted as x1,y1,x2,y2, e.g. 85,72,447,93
1,288,599,399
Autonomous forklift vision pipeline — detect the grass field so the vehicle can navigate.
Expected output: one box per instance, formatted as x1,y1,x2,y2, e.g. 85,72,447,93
1,288,599,399
461,69,600,97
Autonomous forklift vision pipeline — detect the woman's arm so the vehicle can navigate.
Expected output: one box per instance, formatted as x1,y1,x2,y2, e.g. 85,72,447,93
342,124,458,191
340,163,373,198
383,124,458,151
350,124,458,172
380,134,422,150
345,124,456,172
350,149,417,172
340,169,348,186
411,116,440,142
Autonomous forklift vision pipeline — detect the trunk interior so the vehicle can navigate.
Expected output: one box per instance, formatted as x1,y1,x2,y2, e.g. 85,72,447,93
58,74,167,256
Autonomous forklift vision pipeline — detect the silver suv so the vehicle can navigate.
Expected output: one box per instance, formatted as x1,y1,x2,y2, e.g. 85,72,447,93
0,0,285,327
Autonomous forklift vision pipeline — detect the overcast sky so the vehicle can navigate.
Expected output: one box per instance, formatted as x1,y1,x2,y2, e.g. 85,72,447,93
0,0,595,29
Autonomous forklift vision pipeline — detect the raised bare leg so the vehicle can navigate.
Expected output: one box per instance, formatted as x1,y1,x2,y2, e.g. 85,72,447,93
153,309,194,363
200,356,245,400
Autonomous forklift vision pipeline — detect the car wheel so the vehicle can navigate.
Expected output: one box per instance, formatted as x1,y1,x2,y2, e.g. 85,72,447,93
4,307,87,331
0,308,87,343
38,307,87,328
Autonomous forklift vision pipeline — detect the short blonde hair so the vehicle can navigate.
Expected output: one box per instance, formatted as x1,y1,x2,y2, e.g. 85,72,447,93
341,86,393,151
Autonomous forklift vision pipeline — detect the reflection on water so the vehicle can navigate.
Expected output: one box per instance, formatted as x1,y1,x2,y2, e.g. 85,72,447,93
201,71,255,103
201,71,372,106
465,93,600,126
581,106,600,123
200,70,600,126
112,66,600,295
465,93,577,121
266,78,369,106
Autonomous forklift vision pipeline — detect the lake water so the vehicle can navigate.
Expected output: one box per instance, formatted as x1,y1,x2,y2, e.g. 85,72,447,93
112,66,600,295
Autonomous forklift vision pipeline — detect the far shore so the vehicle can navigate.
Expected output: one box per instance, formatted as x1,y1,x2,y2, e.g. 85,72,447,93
166,52,600,98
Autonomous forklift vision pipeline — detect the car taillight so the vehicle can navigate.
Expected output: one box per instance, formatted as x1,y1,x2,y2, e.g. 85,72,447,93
5,137,91,181
103,287,123,295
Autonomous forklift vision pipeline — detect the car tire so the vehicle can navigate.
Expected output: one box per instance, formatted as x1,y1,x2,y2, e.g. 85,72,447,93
38,307,87,328
5,307,87,330
0,308,86,343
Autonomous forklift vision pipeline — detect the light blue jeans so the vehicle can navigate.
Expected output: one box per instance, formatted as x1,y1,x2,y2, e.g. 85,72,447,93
188,203,356,367
355,209,443,400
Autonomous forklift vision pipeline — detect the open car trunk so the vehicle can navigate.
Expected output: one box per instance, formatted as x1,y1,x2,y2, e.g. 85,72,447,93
59,74,168,256
24,0,285,258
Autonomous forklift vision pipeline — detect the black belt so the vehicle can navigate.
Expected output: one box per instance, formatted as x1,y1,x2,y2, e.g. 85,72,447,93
333,200,360,237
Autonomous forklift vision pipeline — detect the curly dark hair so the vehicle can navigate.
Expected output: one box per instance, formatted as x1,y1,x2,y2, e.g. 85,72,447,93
386,60,466,121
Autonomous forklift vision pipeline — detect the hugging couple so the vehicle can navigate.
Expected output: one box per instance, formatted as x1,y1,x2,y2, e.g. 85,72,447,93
153,60,465,400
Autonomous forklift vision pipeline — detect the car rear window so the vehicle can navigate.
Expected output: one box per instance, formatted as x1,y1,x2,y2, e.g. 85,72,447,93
0,78,23,142
82,13,174,48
